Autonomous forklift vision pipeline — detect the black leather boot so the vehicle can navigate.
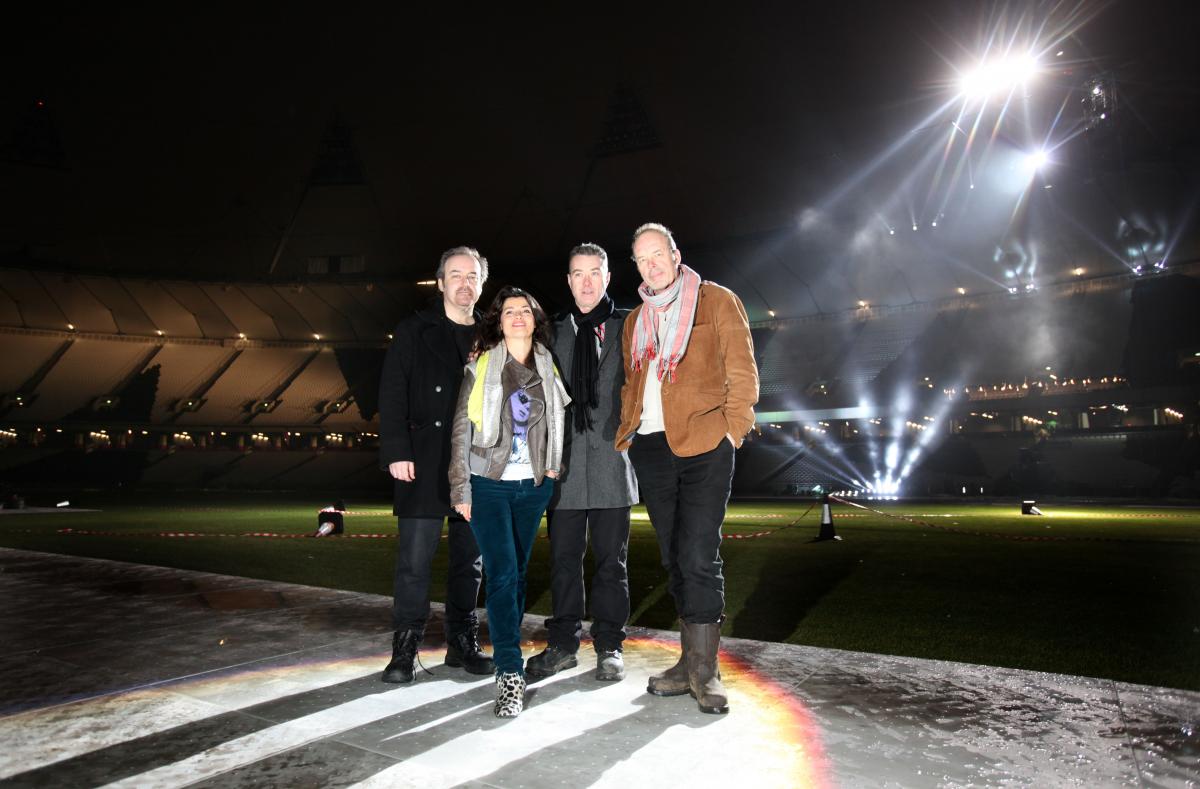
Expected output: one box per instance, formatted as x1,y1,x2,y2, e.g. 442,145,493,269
525,644,578,679
382,629,423,683
445,621,494,675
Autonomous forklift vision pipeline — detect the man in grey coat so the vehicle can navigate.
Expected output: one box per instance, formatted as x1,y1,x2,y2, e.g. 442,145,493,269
526,242,639,682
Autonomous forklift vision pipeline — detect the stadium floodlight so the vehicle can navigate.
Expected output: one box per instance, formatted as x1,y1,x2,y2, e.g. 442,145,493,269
958,53,1039,99
1023,148,1049,173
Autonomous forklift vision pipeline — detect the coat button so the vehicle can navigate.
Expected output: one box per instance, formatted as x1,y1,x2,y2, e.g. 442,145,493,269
435,420,443,427
435,385,442,392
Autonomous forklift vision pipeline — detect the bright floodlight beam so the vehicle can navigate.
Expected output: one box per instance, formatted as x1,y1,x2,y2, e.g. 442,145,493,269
1021,148,1049,177
958,53,1039,99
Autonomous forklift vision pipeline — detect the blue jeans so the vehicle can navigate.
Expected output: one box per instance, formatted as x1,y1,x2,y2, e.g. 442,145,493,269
469,475,556,675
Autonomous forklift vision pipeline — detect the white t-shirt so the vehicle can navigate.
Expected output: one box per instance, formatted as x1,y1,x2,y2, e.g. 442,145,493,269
501,387,535,480
637,319,669,435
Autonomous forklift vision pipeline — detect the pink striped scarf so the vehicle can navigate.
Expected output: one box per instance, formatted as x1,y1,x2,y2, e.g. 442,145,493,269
631,263,702,382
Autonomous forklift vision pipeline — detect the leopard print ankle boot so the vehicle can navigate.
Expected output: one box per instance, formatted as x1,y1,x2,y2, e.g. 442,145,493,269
494,672,525,718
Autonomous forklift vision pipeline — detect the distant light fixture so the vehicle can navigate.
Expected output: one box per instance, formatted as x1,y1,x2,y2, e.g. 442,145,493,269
1072,267,1085,276
969,183,975,189
1056,50,1064,57
767,309,776,318
956,287,967,295
313,333,322,340
888,228,895,235
912,223,918,231
66,323,75,331
931,220,938,227
387,333,394,340
416,279,437,286
857,300,868,308
155,329,164,336
1092,85,1102,96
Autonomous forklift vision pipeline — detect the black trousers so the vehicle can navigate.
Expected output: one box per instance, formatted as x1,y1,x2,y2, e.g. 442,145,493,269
627,432,735,625
544,506,631,653
392,515,483,637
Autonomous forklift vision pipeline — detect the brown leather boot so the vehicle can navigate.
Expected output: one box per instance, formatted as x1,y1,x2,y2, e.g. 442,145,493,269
683,620,729,714
647,623,690,697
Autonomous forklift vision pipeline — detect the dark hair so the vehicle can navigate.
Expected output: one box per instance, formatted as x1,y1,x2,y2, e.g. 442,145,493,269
568,242,608,269
436,246,489,284
473,286,552,355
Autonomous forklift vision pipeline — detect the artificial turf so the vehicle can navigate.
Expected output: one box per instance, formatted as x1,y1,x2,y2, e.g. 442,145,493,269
1,495,1197,691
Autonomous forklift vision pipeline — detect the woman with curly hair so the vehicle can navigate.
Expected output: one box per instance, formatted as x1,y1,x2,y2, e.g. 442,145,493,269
449,285,570,717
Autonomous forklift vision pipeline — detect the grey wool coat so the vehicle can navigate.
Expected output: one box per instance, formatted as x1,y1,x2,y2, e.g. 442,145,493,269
548,309,639,511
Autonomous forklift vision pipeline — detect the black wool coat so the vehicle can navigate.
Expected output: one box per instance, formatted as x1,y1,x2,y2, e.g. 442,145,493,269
378,305,476,518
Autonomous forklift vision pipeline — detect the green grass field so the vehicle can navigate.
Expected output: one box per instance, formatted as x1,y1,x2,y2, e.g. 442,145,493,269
2,495,1198,691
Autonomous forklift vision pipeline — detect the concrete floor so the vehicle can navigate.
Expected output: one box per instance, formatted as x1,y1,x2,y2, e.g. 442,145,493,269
0,546,1196,788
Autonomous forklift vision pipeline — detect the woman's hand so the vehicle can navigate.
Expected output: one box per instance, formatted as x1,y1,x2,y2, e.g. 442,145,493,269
544,470,558,480
453,503,471,522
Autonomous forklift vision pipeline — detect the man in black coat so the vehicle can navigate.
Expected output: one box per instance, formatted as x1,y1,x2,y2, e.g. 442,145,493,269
526,242,639,682
378,246,493,683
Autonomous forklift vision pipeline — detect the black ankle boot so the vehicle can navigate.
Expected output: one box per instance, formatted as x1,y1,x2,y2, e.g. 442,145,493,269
382,629,422,683
445,622,494,675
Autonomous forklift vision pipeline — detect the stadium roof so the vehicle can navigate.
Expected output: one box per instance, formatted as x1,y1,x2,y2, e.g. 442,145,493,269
2,2,1198,318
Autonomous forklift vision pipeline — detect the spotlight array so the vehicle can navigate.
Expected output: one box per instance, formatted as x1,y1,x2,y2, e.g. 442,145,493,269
945,374,1125,401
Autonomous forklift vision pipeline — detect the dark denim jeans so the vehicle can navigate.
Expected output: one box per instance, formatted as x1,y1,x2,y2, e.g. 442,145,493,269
627,432,735,624
469,475,556,675
392,515,482,636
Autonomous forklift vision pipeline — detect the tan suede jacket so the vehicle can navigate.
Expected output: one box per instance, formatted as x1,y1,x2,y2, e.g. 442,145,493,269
616,282,759,457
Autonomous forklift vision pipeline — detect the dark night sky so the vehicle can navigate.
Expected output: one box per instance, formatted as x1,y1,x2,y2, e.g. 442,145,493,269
3,1,1198,314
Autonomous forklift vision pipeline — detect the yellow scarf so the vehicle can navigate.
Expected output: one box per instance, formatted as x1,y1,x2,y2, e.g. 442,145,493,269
467,350,491,432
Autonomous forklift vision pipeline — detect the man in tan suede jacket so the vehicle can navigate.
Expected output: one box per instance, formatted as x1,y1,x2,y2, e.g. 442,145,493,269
616,222,758,715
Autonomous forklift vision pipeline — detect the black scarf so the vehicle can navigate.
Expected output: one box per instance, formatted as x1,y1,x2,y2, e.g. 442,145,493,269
569,294,615,433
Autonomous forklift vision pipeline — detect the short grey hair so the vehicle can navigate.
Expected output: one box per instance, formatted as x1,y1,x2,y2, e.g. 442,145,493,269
568,242,608,269
436,246,489,284
632,222,678,253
